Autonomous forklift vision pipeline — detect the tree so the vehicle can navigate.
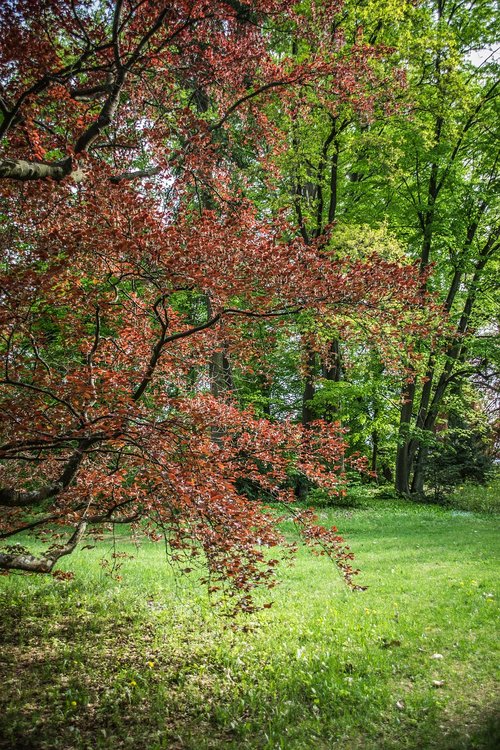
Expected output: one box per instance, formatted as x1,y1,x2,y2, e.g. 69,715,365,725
274,0,500,496
238,0,428,468
0,0,425,610
386,0,500,496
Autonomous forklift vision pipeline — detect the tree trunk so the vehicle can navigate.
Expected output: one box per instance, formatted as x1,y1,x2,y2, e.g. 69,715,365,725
209,350,234,398
395,378,416,495
322,337,342,383
371,429,379,475
302,348,317,426
410,444,428,496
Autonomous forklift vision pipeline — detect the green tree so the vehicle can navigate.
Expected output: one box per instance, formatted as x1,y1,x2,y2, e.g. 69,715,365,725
384,0,500,495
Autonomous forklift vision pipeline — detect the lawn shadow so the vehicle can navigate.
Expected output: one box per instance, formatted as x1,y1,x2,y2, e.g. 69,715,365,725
0,595,236,750
444,704,500,750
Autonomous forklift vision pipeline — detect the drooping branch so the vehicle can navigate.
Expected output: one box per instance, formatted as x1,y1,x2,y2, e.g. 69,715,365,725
132,295,224,402
0,378,83,423
0,511,69,539
211,80,290,131
131,305,304,402
0,483,63,508
0,522,87,572
0,498,140,539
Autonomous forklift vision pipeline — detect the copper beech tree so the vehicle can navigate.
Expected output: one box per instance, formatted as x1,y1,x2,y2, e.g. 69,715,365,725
0,0,428,609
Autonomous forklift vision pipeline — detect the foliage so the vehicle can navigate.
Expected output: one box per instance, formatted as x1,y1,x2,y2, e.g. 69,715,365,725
447,474,500,515
0,0,432,605
0,0,498,612
426,423,495,503
248,0,500,498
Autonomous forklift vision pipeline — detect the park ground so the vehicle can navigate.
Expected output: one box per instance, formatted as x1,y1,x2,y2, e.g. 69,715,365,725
1,490,499,750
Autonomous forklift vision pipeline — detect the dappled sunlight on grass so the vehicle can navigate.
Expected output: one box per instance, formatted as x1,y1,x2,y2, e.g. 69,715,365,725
1,502,498,749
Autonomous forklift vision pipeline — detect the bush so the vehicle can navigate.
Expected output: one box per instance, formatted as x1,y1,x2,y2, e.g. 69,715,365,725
306,487,359,508
447,475,500,514
425,419,495,502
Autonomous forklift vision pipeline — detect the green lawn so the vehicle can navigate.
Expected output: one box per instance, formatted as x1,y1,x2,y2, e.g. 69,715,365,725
1,499,499,749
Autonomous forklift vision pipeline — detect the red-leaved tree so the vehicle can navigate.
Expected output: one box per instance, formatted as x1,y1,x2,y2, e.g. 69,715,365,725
0,0,429,610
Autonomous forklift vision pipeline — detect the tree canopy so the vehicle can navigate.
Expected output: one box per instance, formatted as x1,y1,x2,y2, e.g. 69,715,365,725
0,0,498,609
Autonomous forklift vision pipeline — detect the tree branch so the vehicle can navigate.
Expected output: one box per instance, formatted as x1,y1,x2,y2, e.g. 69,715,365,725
0,157,72,181
0,522,87,573
109,166,161,183
0,438,95,508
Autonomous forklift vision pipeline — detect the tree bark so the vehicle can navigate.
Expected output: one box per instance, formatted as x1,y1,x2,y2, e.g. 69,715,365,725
371,429,379,475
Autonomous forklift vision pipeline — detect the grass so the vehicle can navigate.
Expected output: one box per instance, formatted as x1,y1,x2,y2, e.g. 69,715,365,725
1,498,499,749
